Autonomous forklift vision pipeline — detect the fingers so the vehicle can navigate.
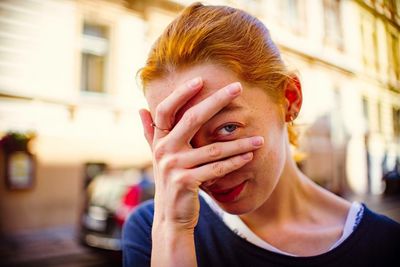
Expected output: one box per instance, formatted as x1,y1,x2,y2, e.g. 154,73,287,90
174,136,264,168
139,109,154,146
162,152,253,191
193,152,254,183
154,77,203,139
169,82,242,144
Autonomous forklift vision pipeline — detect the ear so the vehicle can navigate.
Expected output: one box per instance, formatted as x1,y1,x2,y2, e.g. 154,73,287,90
284,76,302,122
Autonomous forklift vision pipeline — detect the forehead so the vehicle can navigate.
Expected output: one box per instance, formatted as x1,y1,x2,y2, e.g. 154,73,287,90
145,64,245,113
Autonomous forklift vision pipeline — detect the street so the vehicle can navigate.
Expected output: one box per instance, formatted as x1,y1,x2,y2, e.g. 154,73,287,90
0,226,121,267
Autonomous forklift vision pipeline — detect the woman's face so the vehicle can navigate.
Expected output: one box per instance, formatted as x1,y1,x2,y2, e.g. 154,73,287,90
145,64,288,215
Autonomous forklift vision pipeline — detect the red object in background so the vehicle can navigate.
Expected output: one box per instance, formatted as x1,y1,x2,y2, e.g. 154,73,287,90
115,184,142,226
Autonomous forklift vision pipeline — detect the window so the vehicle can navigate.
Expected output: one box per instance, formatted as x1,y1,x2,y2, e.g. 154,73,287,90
388,30,399,81
323,0,343,50
81,23,109,93
279,0,306,34
360,14,379,71
384,0,398,14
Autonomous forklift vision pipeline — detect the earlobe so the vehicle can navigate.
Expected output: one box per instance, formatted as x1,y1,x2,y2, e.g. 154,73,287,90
284,76,302,122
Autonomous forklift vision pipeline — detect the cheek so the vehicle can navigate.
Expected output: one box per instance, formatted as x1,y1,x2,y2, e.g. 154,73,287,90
251,127,286,184
255,144,284,174
246,147,285,205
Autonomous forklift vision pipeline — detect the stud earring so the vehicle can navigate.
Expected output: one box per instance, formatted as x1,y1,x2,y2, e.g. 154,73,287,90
288,115,294,126
288,112,298,126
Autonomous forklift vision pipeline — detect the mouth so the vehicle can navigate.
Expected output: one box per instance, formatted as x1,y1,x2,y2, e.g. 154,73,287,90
209,181,247,203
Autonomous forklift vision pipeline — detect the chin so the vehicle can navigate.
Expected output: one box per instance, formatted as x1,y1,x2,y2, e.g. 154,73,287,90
217,197,256,215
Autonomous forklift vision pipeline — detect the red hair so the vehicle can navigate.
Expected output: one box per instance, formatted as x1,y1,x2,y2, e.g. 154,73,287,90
139,2,298,145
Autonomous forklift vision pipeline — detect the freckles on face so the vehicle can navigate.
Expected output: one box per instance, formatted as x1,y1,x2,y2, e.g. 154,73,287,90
145,63,286,153
144,64,289,213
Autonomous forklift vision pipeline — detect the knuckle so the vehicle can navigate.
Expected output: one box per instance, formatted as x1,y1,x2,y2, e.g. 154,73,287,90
230,156,242,168
156,103,167,118
183,110,199,128
159,155,178,171
212,162,225,177
207,144,222,158
171,172,193,187
153,142,167,161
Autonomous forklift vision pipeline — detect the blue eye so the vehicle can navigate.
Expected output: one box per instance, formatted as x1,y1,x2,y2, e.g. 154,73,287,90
217,124,238,136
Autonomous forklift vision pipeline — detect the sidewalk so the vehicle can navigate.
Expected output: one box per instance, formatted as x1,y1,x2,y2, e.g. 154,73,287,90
0,226,115,267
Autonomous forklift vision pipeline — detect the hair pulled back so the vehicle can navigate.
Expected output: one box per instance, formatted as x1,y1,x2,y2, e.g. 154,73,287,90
140,2,298,145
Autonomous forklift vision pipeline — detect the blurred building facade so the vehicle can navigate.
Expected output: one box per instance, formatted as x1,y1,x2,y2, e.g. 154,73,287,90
0,0,399,234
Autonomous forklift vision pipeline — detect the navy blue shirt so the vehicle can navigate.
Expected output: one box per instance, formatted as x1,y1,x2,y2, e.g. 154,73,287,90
123,197,400,267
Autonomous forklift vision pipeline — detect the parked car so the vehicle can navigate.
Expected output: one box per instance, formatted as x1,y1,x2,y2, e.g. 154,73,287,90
383,158,400,195
79,167,154,254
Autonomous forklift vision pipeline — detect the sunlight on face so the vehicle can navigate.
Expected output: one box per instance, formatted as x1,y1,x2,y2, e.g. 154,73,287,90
145,63,289,214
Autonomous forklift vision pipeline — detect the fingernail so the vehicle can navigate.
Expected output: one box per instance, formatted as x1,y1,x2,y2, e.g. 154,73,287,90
189,77,202,88
227,82,242,96
251,136,264,146
241,152,253,160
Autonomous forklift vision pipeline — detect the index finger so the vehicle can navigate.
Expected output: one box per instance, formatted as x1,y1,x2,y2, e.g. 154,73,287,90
153,77,203,139
168,82,242,144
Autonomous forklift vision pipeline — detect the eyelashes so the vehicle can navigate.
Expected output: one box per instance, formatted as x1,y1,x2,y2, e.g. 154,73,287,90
215,123,240,138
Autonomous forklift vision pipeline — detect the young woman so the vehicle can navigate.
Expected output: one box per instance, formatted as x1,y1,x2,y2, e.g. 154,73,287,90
123,3,400,267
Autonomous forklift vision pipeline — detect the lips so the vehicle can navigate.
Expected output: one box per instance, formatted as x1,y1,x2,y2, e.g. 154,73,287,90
209,181,247,203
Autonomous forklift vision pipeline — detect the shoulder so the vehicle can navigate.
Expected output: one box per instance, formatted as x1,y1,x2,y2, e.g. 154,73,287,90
122,200,154,246
352,204,400,259
123,199,154,238
128,199,155,222
362,205,400,234
122,200,155,267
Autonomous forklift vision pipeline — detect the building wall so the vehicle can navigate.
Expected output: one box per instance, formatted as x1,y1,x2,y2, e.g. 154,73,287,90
0,151,82,232
255,0,400,195
0,0,154,234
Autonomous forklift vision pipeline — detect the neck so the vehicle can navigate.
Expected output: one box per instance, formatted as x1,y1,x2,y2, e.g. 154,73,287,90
243,160,310,223
240,141,339,227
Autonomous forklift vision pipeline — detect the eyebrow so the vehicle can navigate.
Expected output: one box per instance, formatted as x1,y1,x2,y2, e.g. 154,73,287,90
213,103,244,117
